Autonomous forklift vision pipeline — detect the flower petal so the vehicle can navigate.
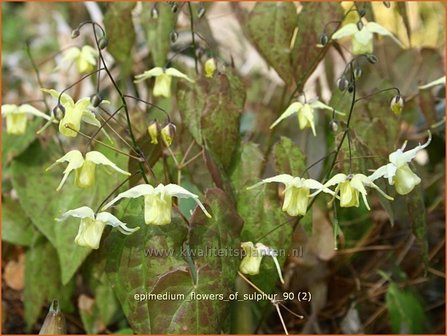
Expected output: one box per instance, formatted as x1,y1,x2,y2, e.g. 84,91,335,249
270,102,303,129
165,67,195,82
366,22,403,47
247,174,294,190
20,104,51,120
46,150,85,191
1,104,18,116
419,76,446,89
101,184,154,210
324,173,347,188
96,212,140,234
164,184,211,218
310,100,345,115
41,88,74,106
57,206,95,221
331,23,358,40
85,151,130,176
133,67,164,83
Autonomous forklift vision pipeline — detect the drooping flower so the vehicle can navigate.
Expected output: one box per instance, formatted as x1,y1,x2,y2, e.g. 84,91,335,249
134,67,194,98
41,89,102,137
321,173,393,210
161,123,176,147
270,99,344,136
57,206,139,249
248,174,335,216
240,241,284,284
332,20,403,55
204,58,216,78
419,76,446,90
1,104,51,135
61,46,98,74
147,121,159,144
369,132,431,195
101,183,211,225
47,150,130,191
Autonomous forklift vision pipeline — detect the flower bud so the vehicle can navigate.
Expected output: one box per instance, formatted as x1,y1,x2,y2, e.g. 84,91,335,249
71,29,80,39
366,54,378,64
319,33,329,46
353,67,362,80
204,58,216,78
39,300,66,335
90,94,103,108
383,1,391,8
98,36,108,50
329,120,339,132
170,31,179,43
347,84,354,93
390,95,404,116
171,2,178,13
197,6,206,19
151,6,159,19
148,121,159,144
356,20,364,31
358,8,366,17
337,77,349,92
52,104,65,121
161,123,176,147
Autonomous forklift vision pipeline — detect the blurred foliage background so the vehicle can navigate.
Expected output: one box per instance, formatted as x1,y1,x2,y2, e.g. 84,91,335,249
2,1,445,334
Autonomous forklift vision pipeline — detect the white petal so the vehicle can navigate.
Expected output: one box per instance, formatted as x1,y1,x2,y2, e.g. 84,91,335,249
46,150,85,191
85,151,130,176
309,100,345,115
57,206,95,221
303,178,335,195
324,173,347,188
419,76,446,89
96,212,140,234
1,104,18,116
133,67,164,82
164,184,211,218
101,184,154,210
270,102,303,129
41,88,74,106
165,68,195,82
366,22,403,47
19,104,51,120
247,174,294,190
62,47,81,62
81,110,101,127
331,23,358,40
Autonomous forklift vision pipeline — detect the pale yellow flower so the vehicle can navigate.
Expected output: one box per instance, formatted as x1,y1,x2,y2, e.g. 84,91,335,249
57,206,138,249
47,150,130,191
270,99,344,136
102,183,211,225
369,132,431,195
1,104,50,135
134,67,194,98
248,174,335,216
62,46,98,74
240,241,284,284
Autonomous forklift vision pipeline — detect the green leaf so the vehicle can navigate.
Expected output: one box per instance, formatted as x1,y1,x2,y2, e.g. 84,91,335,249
273,136,306,175
105,189,243,333
143,2,175,67
177,81,204,145
247,2,297,85
104,3,136,64
201,71,246,171
2,118,40,171
24,235,74,330
291,2,343,88
231,142,264,191
2,196,37,246
386,282,427,333
406,182,428,267
11,141,126,284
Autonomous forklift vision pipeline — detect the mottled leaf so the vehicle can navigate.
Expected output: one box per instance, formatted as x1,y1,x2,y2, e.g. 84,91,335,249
2,196,37,246
104,3,136,64
247,2,297,85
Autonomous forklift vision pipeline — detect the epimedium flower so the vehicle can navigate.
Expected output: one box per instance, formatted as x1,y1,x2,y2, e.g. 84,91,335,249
321,173,393,210
248,174,336,217
331,20,403,55
57,206,139,249
134,67,194,98
47,150,130,191
204,58,216,78
1,104,51,135
41,89,102,137
369,132,431,195
61,46,98,74
240,242,284,284
270,99,344,136
101,183,211,225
